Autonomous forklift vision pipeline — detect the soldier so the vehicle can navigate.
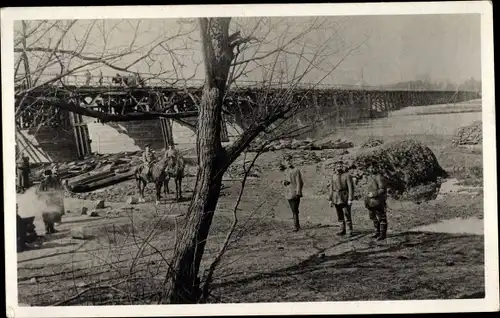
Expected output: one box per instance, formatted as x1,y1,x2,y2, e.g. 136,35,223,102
16,154,31,193
164,144,179,160
364,165,388,240
85,70,92,86
328,159,355,236
281,154,304,232
142,144,156,179
98,70,103,86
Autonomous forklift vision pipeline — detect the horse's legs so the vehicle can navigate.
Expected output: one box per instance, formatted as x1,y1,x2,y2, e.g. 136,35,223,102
138,179,146,203
164,177,170,195
155,182,162,205
176,177,183,201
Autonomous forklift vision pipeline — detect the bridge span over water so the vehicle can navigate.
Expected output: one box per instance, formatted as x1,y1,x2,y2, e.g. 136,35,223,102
14,76,480,163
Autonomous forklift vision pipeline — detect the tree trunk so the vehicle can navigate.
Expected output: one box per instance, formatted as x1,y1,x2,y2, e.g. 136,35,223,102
163,17,233,304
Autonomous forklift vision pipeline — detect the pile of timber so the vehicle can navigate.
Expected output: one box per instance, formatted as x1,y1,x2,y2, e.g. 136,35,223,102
62,151,142,193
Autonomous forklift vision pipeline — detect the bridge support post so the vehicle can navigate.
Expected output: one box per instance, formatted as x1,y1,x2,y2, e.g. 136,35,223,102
70,113,92,160
160,118,175,148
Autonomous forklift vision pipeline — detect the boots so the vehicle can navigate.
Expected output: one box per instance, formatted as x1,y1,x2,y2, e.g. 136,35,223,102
336,221,346,236
346,221,354,237
293,213,300,232
377,222,387,240
372,221,381,239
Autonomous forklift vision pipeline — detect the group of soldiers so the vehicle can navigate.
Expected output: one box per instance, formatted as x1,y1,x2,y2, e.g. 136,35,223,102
280,154,388,241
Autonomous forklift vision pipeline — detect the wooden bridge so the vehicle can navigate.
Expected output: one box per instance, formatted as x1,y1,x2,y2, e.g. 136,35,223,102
14,75,481,162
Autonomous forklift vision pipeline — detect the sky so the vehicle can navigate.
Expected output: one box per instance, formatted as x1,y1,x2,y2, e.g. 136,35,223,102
14,14,481,87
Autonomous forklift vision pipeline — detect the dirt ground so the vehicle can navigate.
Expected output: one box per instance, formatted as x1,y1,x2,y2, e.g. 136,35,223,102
17,100,485,305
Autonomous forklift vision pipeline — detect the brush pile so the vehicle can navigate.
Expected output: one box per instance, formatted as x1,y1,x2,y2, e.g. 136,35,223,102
452,121,482,146
351,139,448,199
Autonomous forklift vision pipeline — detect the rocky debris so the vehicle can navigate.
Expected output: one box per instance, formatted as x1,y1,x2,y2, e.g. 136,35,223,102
248,138,353,153
89,211,100,217
81,207,88,215
95,200,105,209
71,227,93,240
319,149,350,161
452,121,482,146
361,138,384,148
225,163,262,179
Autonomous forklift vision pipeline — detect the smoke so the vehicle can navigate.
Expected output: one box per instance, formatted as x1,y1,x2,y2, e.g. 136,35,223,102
17,187,65,221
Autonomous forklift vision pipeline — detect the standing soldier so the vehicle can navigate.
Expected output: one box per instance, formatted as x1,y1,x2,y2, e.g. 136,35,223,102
364,165,388,240
98,70,103,86
328,159,355,236
85,70,92,86
142,144,156,179
281,154,304,232
16,154,31,193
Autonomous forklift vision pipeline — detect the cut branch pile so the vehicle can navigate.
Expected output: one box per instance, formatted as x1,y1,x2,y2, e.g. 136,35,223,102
351,139,448,199
452,121,482,146
317,139,448,201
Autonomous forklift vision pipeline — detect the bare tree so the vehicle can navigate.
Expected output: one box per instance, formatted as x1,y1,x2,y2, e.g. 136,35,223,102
14,19,199,127
161,16,365,304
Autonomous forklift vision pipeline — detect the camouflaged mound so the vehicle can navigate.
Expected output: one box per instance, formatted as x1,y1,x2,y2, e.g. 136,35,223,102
350,139,448,199
452,121,482,146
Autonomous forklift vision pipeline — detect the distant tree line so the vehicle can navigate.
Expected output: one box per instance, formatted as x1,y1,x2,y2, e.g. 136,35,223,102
385,77,481,92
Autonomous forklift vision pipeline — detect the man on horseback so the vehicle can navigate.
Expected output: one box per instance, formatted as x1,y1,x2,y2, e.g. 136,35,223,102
165,144,179,160
142,144,156,179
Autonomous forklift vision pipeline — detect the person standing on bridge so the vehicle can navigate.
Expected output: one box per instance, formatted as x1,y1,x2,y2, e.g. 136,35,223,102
142,144,156,179
98,70,103,86
328,159,355,237
364,165,388,240
85,70,92,86
281,153,304,232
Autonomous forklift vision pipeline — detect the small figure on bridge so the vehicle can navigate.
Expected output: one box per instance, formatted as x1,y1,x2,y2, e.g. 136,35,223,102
98,70,103,86
364,165,388,240
281,153,304,232
85,70,92,86
142,144,157,179
16,154,31,193
328,159,355,237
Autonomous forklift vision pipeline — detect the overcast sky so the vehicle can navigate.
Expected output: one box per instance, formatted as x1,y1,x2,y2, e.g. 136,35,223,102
15,14,481,87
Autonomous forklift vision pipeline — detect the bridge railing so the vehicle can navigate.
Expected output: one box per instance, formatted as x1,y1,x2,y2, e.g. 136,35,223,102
16,73,481,93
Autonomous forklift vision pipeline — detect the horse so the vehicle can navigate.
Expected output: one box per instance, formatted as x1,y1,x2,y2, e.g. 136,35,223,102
163,154,186,202
134,157,170,204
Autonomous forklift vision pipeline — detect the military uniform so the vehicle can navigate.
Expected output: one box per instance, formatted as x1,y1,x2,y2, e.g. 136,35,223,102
329,171,355,236
283,165,304,231
142,147,156,177
364,173,388,240
16,157,30,193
